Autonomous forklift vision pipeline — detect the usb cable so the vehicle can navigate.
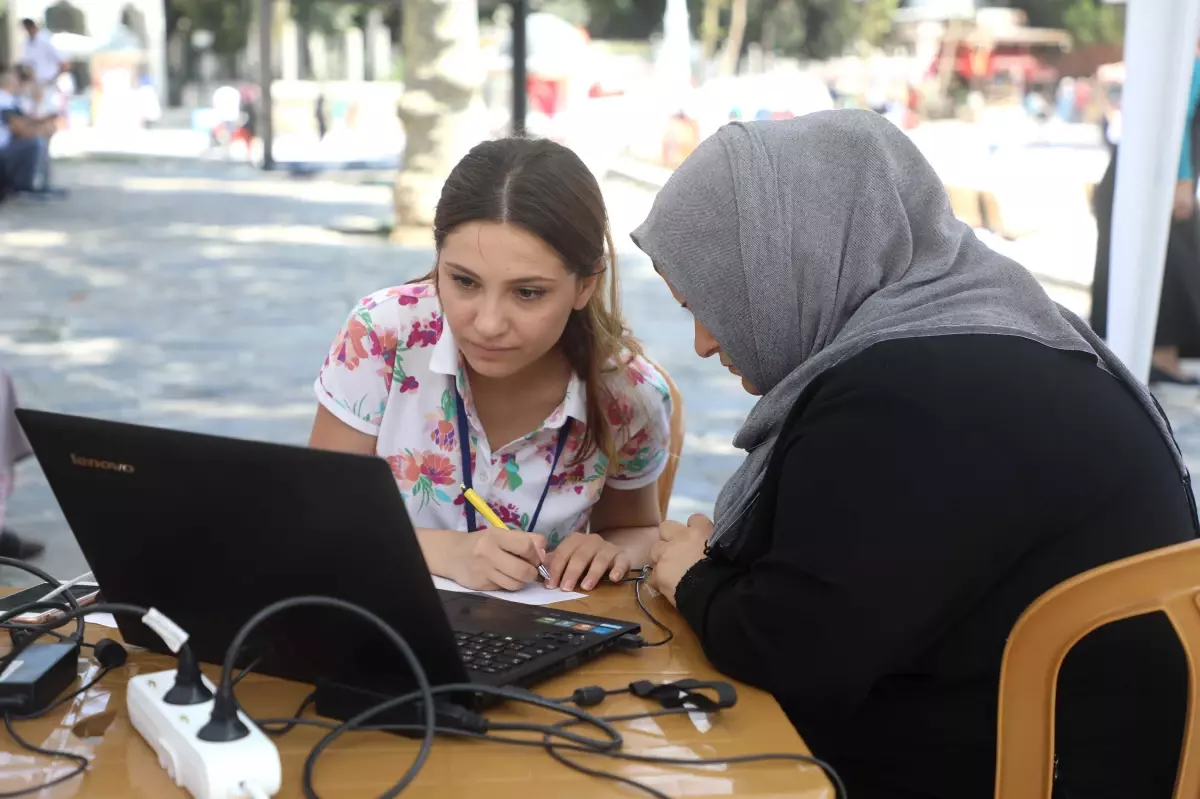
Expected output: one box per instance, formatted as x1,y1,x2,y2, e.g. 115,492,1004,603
618,567,673,647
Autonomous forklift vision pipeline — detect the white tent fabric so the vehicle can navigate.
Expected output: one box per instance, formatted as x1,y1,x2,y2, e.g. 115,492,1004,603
1106,0,1200,380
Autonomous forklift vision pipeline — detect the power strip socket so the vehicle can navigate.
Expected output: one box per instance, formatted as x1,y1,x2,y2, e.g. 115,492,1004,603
127,669,281,799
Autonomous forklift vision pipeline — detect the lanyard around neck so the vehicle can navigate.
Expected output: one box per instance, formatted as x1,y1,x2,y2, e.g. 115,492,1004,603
455,388,573,534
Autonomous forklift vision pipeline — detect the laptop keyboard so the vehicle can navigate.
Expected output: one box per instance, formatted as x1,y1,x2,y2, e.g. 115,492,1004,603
454,629,590,674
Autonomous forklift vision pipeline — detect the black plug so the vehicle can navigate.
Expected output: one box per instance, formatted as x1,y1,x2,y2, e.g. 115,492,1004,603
6,627,34,649
432,701,488,733
197,693,250,742
628,678,738,711
93,638,127,669
564,686,608,707
163,645,213,706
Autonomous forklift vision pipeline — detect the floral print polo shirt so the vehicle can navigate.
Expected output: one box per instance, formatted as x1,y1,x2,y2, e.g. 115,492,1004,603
314,282,674,549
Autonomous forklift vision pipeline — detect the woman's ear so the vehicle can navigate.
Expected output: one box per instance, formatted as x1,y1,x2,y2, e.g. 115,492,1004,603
573,265,603,311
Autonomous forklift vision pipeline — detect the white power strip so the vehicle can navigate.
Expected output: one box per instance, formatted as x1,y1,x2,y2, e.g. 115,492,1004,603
127,669,282,799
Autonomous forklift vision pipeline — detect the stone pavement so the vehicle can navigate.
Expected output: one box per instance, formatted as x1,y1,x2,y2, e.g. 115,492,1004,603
0,158,753,584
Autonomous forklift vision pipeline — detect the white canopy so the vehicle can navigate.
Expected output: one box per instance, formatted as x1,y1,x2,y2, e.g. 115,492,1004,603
49,31,97,57
1106,0,1200,380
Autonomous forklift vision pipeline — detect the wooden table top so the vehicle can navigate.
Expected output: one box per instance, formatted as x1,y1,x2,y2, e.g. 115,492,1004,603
0,583,833,798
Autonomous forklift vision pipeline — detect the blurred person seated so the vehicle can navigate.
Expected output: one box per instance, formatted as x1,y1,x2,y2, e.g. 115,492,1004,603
13,65,33,107
0,368,43,560
18,18,67,116
637,111,1192,799
18,65,61,120
15,63,63,194
0,64,55,198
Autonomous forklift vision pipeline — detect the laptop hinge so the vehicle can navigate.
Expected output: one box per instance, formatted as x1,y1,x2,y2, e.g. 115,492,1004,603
311,680,482,738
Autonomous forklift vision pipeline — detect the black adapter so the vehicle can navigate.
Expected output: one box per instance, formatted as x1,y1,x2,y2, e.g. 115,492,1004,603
0,642,81,715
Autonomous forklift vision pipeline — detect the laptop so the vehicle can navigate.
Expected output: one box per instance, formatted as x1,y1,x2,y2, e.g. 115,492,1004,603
16,409,640,716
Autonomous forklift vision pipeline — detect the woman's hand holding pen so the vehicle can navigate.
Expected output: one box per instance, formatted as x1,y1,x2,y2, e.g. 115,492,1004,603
448,528,548,592
452,484,549,590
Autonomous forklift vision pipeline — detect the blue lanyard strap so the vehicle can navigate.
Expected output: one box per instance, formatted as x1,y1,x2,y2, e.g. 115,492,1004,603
454,390,477,531
455,389,572,533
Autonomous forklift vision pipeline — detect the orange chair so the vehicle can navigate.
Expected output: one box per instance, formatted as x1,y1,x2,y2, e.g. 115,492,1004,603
650,360,685,520
994,538,1200,799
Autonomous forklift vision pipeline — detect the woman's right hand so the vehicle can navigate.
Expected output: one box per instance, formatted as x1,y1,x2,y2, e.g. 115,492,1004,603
446,528,547,591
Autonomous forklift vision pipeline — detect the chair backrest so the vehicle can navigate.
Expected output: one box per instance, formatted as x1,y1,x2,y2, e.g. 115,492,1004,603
994,538,1200,799
649,360,685,520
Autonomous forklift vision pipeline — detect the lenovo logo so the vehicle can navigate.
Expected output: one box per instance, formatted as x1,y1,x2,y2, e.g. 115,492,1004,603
70,454,135,474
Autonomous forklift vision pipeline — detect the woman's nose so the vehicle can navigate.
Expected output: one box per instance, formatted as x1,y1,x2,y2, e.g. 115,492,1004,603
694,318,720,359
473,297,508,337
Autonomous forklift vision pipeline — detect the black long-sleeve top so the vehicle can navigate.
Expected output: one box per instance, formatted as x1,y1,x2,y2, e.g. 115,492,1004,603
678,335,1194,799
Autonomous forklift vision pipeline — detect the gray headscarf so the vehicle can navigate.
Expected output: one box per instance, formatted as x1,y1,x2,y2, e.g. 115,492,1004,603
631,109,1186,556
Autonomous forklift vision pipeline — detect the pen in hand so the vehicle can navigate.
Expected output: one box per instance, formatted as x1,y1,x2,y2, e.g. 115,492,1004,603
459,484,552,582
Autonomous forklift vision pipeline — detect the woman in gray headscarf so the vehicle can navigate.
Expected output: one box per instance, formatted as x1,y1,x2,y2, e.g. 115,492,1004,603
635,110,1192,799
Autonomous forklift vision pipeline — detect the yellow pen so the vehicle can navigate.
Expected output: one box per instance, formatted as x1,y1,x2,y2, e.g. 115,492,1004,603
460,484,551,581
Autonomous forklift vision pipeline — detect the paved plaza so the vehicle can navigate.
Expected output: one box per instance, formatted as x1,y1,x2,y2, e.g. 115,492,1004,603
2,156,1199,585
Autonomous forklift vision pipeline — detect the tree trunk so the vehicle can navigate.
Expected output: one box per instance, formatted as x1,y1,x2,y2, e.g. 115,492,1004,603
393,0,485,230
701,0,723,64
760,5,775,55
719,0,747,77
929,18,965,118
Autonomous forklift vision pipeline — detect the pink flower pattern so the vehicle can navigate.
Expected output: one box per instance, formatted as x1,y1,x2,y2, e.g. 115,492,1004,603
314,281,672,549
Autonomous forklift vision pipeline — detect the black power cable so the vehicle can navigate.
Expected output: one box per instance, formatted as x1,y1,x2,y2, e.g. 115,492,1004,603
258,692,316,736
223,584,845,798
300,686,620,797
632,576,674,647
203,595,438,799
0,712,90,798
12,665,116,722
0,662,121,798
1,624,93,648
209,596,623,798
0,557,85,644
258,693,849,799
0,579,846,798
618,566,674,647
539,707,851,799
0,602,187,672
0,601,195,797
0,560,107,797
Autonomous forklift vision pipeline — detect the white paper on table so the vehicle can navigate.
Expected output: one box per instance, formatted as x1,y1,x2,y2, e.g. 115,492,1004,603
431,576,585,606
86,612,119,629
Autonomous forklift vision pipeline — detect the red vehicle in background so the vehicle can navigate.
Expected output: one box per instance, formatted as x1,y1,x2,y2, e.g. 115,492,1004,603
932,42,1063,87
926,12,1071,99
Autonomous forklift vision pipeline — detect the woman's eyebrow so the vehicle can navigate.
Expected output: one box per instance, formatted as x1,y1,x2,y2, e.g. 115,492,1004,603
443,261,555,285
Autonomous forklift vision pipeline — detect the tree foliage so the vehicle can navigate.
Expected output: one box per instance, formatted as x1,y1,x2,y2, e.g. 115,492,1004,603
167,0,251,57
571,0,898,58
165,0,1122,73
1010,0,1124,47
756,0,899,59
1058,0,1124,47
